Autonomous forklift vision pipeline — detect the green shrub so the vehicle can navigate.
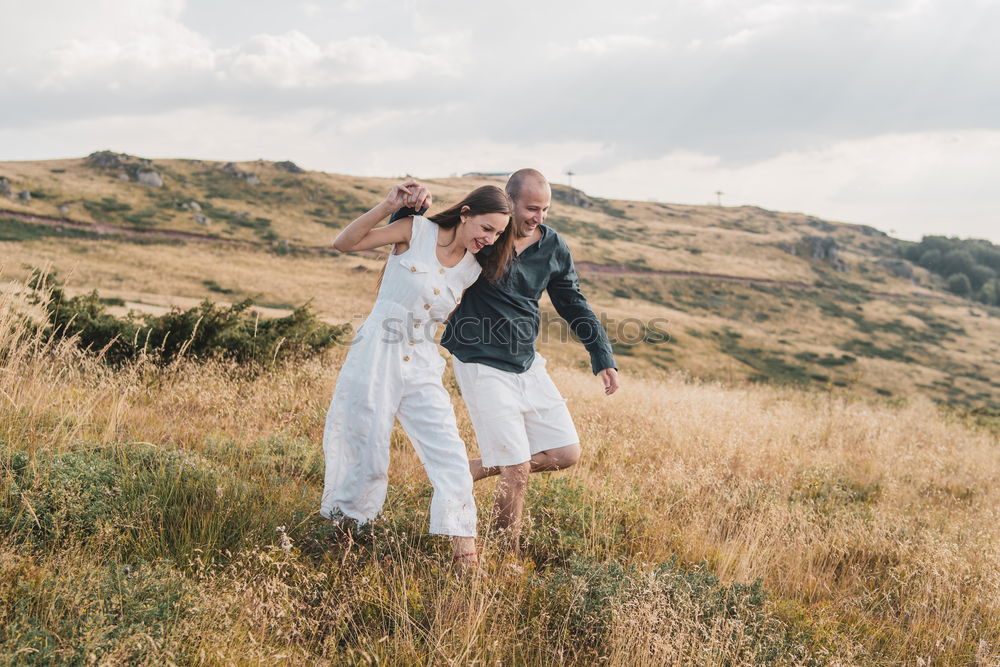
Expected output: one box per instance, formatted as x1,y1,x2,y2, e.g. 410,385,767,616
523,476,644,566
905,235,1000,303
26,269,347,366
976,279,999,306
946,273,972,297
531,556,635,651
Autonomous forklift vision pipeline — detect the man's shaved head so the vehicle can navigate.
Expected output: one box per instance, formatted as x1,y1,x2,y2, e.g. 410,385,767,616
505,168,552,238
505,168,549,203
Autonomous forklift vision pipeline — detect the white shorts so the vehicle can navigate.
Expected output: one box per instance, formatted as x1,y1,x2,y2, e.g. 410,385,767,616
452,353,580,467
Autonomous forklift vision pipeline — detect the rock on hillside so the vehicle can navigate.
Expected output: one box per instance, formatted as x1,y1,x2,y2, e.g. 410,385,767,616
274,160,305,174
86,150,164,187
136,169,164,188
552,185,594,208
781,235,849,272
223,162,260,185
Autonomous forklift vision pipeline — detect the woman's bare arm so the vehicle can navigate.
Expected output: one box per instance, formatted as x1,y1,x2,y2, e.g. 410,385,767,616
332,181,431,252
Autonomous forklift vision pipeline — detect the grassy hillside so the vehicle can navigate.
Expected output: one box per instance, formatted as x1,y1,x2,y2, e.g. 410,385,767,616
2,152,998,413
1,283,998,664
1,153,999,664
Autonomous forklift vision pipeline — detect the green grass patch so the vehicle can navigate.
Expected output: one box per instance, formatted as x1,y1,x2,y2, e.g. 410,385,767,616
0,218,99,242
837,338,917,364
83,197,132,220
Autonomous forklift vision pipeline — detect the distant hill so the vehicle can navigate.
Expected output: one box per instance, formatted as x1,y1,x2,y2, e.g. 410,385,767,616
2,151,998,413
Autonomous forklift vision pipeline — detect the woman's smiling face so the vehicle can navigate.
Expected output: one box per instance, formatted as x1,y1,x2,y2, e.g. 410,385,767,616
459,212,510,253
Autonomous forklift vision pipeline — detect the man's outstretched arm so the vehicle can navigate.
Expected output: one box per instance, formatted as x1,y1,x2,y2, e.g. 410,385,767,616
546,242,619,394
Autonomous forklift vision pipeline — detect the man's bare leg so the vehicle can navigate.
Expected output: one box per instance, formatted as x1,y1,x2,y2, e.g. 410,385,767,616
493,462,531,552
528,443,580,472
470,443,580,481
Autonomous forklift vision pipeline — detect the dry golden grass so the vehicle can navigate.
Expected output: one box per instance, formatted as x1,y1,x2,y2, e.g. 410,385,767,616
2,278,998,664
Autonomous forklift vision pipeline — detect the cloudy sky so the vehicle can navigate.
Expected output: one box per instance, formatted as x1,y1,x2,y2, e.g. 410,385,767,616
2,0,998,241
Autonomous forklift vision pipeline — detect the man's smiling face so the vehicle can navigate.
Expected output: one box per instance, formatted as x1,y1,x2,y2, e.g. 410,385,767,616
513,179,551,238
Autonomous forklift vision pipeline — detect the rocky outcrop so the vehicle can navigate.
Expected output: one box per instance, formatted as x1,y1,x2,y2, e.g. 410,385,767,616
802,235,839,262
86,150,163,186
18,190,31,202
781,235,849,272
551,186,594,208
87,150,125,169
223,162,260,186
274,160,305,174
0,178,11,196
857,224,888,237
805,217,836,233
877,258,914,280
136,168,163,187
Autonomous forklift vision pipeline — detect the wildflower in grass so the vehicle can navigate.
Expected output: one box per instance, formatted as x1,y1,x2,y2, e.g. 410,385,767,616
277,525,292,552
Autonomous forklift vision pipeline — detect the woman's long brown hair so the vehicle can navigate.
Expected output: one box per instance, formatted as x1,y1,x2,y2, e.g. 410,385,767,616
428,185,514,282
375,185,514,291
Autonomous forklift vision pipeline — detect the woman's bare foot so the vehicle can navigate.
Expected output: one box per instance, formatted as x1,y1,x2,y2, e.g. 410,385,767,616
453,550,479,574
451,535,479,574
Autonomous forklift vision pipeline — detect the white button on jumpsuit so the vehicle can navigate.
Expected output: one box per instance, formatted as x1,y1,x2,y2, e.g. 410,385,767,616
320,215,480,537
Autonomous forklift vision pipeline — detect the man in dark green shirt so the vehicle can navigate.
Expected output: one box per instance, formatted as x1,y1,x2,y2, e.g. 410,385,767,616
398,169,619,552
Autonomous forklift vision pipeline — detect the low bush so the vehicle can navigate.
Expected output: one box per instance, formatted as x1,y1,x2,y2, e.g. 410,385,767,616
25,269,347,366
523,476,645,566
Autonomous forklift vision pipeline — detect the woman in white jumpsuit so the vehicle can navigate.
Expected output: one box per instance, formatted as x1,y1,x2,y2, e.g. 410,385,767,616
321,182,514,566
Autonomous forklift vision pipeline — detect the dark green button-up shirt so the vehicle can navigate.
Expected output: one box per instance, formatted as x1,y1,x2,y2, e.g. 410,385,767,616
441,224,616,375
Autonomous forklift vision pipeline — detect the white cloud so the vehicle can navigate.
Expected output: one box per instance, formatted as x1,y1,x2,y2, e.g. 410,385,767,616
574,34,658,55
719,28,757,47
222,32,457,87
575,130,1000,241
42,33,216,88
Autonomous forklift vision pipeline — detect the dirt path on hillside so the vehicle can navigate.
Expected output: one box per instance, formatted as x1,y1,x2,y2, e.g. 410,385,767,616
1,208,331,253
574,262,820,290
2,208,943,302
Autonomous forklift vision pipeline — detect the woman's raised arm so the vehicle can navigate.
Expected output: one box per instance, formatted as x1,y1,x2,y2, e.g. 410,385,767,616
332,181,431,252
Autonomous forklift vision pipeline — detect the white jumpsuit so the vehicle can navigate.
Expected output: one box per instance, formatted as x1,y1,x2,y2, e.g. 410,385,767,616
320,215,480,537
